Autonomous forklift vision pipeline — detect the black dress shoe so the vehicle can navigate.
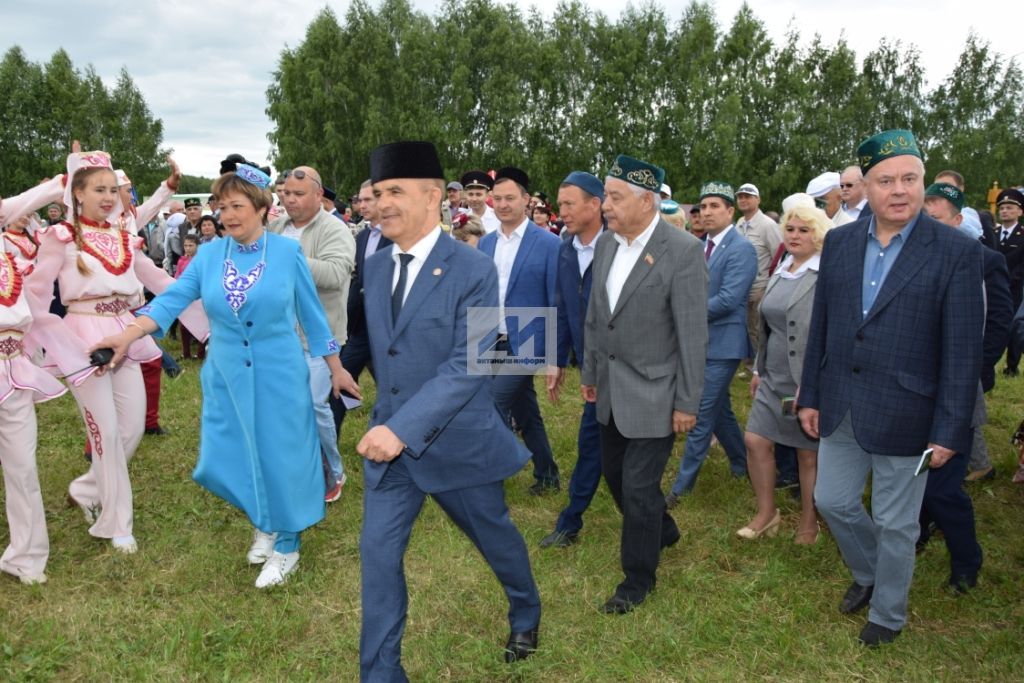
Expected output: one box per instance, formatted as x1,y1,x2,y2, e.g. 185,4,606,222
1003,367,1019,377
949,574,978,594
601,593,645,615
539,530,578,548
144,426,168,436
504,628,538,663
858,621,900,647
528,479,560,496
661,527,681,549
839,581,874,614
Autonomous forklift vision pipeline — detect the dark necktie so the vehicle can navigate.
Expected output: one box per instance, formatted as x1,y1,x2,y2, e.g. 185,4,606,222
392,253,414,324
705,238,715,261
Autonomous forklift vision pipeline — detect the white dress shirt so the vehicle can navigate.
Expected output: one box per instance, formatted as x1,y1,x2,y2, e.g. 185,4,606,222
606,214,659,312
843,198,868,220
494,218,528,333
573,228,602,278
479,205,501,234
366,224,384,256
705,223,735,256
391,226,442,305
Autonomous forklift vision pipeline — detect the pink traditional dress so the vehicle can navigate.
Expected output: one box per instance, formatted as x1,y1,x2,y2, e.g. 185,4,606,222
23,151,208,544
0,251,68,583
3,229,38,262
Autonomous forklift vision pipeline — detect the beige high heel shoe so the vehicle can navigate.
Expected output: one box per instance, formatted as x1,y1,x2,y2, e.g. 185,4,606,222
736,509,781,540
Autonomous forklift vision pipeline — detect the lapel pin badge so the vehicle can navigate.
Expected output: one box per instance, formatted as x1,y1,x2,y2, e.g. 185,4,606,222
644,253,654,265
432,267,442,276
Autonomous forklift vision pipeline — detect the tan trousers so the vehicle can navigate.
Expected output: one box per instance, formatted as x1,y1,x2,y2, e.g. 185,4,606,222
67,362,144,538
0,390,47,578
745,286,766,363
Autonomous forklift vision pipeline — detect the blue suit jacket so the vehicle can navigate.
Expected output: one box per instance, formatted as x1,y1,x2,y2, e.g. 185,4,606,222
799,212,985,456
362,231,529,493
346,226,391,340
706,226,757,359
478,221,560,357
554,231,599,366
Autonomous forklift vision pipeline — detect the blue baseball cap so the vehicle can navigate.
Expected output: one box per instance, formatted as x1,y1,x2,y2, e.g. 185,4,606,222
561,171,605,201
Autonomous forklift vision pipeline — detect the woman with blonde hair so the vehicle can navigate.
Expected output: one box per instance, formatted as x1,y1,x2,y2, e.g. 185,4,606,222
738,204,830,543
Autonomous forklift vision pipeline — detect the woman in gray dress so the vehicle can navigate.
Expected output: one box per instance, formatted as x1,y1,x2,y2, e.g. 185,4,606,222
738,205,831,543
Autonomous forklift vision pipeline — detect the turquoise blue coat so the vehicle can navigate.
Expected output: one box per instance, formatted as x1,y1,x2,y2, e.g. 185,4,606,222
142,232,337,533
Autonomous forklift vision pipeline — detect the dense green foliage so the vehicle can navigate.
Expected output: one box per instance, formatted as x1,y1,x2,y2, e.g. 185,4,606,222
267,0,1024,208
0,47,167,198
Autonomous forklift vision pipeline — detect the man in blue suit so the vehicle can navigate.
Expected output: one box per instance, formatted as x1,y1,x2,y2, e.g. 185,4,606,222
478,167,563,494
798,130,985,647
331,180,392,436
356,142,541,681
539,171,605,548
668,181,757,501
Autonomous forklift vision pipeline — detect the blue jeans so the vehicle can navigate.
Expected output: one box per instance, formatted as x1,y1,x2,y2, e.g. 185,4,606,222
555,401,602,534
306,351,344,488
492,373,559,484
671,358,747,495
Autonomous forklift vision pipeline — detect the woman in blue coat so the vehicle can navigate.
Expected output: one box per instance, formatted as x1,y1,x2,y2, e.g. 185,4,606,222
94,165,359,588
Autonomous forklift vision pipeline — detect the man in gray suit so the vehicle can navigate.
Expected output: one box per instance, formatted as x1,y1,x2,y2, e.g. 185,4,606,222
581,154,708,614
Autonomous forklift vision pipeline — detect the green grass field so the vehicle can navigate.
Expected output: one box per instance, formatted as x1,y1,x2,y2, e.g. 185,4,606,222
3,342,1024,682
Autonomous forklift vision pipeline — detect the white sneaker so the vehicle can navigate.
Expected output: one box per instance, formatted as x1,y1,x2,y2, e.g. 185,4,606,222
247,530,277,565
18,572,47,585
255,551,299,588
111,535,138,554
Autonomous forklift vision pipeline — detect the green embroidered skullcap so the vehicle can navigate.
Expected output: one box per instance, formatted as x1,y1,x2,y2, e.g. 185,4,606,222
925,182,964,211
698,180,735,205
607,154,664,193
857,129,922,175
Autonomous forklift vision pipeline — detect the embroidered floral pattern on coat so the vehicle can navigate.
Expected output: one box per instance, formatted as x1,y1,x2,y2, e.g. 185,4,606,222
223,260,266,313
0,252,24,308
79,220,132,275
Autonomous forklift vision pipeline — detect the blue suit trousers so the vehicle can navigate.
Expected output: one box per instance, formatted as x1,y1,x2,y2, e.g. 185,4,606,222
671,358,748,495
554,401,602,534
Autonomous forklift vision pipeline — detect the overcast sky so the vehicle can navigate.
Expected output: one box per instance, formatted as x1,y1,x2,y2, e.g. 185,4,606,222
1,0,1018,177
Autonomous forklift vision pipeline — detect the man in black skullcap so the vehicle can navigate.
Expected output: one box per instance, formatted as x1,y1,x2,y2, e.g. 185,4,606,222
357,142,541,679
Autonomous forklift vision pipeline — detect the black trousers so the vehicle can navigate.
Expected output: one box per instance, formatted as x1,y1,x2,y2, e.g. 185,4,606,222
919,451,983,581
330,334,374,437
599,411,678,601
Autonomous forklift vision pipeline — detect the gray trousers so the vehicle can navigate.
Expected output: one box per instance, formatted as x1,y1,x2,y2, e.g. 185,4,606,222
814,412,928,631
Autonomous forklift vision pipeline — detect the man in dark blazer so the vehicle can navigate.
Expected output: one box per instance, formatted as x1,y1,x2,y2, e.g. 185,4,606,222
581,154,708,613
330,180,392,436
798,130,985,647
357,142,541,681
995,188,1024,375
668,181,757,500
539,171,605,548
916,182,1011,589
478,168,562,494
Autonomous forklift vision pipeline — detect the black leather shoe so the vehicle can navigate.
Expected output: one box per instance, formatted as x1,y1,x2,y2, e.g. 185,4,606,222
539,530,578,548
858,621,900,647
504,628,538,663
1003,367,1019,377
839,582,874,614
144,426,168,436
949,574,978,594
601,593,644,615
528,479,560,496
661,527,681,549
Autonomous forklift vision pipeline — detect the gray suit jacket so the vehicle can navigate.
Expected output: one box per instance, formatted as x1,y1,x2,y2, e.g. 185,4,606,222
755,268,818,383
269,208,356,345
582,219,708,438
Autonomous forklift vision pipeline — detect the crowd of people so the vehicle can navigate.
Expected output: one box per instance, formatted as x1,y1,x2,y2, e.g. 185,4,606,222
2,129,1024,680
